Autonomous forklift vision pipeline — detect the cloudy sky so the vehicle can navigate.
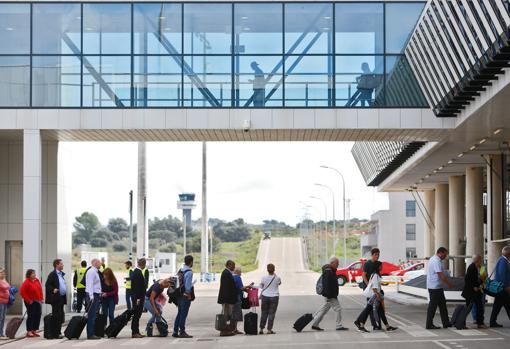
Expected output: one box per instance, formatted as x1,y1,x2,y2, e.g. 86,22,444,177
63,142,388,226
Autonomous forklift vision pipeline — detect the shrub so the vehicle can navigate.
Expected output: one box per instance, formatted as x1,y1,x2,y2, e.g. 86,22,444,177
90,238,108,248
113,243,127,252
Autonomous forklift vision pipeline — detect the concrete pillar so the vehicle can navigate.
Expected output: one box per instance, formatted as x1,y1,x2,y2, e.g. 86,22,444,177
465,167,484,265
434,183,449,252
424,190,435,258
201,142,208,273
448,176,465,276
137,142,149,258
487,154,503,273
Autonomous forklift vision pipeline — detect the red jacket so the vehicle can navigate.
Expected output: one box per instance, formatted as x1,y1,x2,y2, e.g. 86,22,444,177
20,278,44,303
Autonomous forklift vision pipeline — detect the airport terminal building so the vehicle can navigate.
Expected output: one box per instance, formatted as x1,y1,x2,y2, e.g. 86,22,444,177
0,0,509,307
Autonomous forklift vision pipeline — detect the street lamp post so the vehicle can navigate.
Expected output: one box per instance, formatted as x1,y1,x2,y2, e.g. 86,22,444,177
315,183,335,260
320,165,347,267
310,196,327,264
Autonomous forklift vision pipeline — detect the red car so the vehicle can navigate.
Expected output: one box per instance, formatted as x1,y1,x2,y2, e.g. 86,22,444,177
335,259,401,286
390,262,425,281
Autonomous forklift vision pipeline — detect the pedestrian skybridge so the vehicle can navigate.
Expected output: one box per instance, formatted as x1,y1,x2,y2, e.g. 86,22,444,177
0,1,428,109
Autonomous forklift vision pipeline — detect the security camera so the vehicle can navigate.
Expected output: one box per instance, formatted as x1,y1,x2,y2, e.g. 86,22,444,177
243,119,251,132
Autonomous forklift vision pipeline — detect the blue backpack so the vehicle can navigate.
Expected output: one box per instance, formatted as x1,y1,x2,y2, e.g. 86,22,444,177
7,286,18,307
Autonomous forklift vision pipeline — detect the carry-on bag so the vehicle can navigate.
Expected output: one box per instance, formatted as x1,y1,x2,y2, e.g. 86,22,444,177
244,308,258,335
5,312,26,339
293,313,314,332
64,316,87,340
215,312,227,331
105,310,132,338
43,314,59,339
451,304,472,330
94,308,107,338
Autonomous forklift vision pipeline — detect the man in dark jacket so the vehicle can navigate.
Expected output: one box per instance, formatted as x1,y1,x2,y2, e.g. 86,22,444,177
131,258,148,338
217,260,237,336
311,257,348,331
45,259,67,338
462,255,487,329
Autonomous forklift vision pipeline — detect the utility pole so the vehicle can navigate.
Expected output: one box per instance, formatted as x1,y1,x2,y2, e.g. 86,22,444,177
137,142,148,259
128,190,133,261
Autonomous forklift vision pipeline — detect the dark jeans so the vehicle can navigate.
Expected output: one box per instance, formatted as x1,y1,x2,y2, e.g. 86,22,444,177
260,296,279,331
490,292,510,325
426,289,450,328
51,295,66,335
87,295,100,338
125,289,132,311
25,301,42,331
101,297,115,325
465,292,484,325
357,298,383,327
76,289,86,313
173,297,192,334
131,297,144,335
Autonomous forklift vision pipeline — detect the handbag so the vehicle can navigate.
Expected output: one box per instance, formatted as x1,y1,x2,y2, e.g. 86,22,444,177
215,309,227,331
362,274,376,298
247,288,259,307
241,294,250,309
485,268,504,297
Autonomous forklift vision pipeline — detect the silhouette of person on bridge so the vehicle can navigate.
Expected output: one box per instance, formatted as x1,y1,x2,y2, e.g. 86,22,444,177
250,61,266,107
346,62,379,107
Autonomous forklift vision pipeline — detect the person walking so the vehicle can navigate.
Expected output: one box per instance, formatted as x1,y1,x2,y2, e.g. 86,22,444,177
361,248,380,328
217,260,238,337
470,260,487,324
73,261,87,313
311,257,348,331
124,261,133,311
0,268,10,340
131,258,147,338
426,247,453,329
85,259,102,340
173,255,194,339
489,246,510,327
101,268,118,327
45,259,67,339
258,263,281,335
462,255,487,329
20,269,44,337
145,278,170,336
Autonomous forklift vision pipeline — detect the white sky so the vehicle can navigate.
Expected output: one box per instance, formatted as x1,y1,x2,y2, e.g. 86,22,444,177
63,142,388,226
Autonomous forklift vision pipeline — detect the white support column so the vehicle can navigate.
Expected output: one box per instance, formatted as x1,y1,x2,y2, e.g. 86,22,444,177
487,154,504,273
137,142,149,258
424,189,435,259
434,183,449,258
465,167,484,264
448,175,465,276
23,130,42,276
201,142,208,273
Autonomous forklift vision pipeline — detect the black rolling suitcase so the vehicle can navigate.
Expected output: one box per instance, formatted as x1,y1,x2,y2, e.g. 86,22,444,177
64,315,87,339
43,314,59,339
105,310,132,338
244,310,258,335
293,313,314,332
451,304,471,330
94,310,107,338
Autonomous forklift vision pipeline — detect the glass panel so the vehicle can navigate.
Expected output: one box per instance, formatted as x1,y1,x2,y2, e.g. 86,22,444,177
284,3,333,54
235,56,283,107
183,56,231,107
134,3,182,55
0,56,30,107
83,3,131,54
336,55,383,107
32,56,81,107
285,55,333,106
82,56,131,107
386,3,424,54
134,56,182,107
386,55,428,107
335,3,383,54
33,3,81,54
0,4,30,54
234,3,282,54
184,3,231,54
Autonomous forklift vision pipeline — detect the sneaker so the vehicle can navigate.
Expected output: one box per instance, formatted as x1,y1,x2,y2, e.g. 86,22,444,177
426,325,441,330
477,324,488,329
490,323,503,328
220,331,235,337
132,333,145,338
0,336,8,340
311,326,324,331
259,330,264,335
386,326,398,332
172,332,179,338
354,321,363,331
179,332,193,338
336,326,348,331
87,336,101,340
267,330,276,334
373,326,383,331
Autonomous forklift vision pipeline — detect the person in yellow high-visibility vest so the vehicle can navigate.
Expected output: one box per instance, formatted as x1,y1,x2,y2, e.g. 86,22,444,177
124,261,133,311
72,261,87,313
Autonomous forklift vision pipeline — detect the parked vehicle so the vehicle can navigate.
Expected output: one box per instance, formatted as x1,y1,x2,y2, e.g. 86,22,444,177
389,262,425,283
335,259,400,286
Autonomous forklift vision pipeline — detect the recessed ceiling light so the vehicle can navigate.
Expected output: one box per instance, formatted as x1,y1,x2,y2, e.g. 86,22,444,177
5,27,13,31
322,27,330,31
448,159,453,164
494,128,503,135
479,138,487,144
433,170,438,174
243,27,250,31
241,16,248,20
164,27,172,31
458,152,464,158
159,16,166,19
419,179,424,183
85,27,93,31
75,16,81,20
425,174,430,178
438,166,444,170
469,145,477,151
323,16,332,20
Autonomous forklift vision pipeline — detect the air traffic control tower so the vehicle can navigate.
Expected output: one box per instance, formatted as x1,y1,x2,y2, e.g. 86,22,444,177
177,193,197,227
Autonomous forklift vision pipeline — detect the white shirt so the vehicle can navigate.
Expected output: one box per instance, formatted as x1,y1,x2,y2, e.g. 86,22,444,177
427,255,444,289
85,266,101,299
259,275,281,297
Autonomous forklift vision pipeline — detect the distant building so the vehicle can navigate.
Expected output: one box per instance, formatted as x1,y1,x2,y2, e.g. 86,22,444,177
362,192,424,264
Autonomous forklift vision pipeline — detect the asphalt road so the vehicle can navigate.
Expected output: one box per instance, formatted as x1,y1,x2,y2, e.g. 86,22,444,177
2,238,509,349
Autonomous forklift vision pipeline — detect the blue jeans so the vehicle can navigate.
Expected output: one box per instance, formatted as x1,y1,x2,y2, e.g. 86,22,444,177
0,303,7,337
125,290,132,311
101,297,115,325
87,295,99,338
144,298,161,325
173,297,191,334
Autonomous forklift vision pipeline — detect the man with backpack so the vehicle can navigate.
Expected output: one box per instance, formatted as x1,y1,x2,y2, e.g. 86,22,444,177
172,255,194,338
311,257,348,331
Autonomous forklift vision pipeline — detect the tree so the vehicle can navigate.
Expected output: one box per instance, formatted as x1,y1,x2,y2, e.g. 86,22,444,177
113,243,127,252
149,230,177,243
73,212,101,242
92,227,113,242
148,215,183,236
107,218,128,234
90,238,107,248
212,219,251,242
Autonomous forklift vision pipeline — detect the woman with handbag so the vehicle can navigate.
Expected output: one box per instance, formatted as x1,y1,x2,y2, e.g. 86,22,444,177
257,264,281,335
232,267,253,335
19,269,44,337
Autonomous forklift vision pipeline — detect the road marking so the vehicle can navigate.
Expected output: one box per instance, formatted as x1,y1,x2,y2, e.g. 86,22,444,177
361,331,389,339
23,340,66,348
72,339,110,347
489,328,510,337
433,340,452,349
120,338,153,346
398,325,438,337
448,329,487,336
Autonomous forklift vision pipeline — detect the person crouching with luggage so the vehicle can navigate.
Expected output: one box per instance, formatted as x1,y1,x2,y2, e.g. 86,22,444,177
172,255,195,339
145,278,171,336
85,259,102,340
20,269,43,337
462,255,488,329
